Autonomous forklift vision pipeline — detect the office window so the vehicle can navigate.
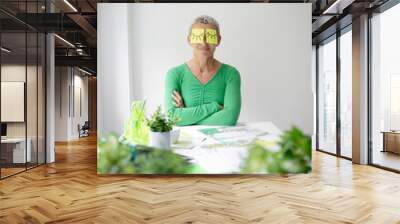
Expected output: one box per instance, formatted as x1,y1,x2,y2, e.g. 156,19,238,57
318,36,337,154
371,3,400,171
340,28,352,158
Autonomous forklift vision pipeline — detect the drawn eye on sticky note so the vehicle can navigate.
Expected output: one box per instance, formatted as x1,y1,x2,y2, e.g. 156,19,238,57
206,28,218,45
190,29,205,44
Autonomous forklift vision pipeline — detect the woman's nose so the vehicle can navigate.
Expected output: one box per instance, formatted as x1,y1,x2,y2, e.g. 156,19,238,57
199,42,209,47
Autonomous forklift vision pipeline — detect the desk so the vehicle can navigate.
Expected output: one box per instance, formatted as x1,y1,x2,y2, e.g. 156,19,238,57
1,138,31,163
171,122,281,174
382,131,400,154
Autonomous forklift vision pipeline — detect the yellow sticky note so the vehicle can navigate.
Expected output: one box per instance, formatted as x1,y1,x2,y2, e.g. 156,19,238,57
190,28,205,44
205,28,218,45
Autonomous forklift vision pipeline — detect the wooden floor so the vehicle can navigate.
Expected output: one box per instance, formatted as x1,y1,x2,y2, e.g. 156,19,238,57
1,167,26,178
373,150,400,171
1,135,400,224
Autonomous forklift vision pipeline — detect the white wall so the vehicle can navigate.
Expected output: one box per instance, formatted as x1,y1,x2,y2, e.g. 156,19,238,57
1,63,47,163
98,3,131,138
98,3,313,135
1,65,40,137
72,73,89,138
55,67,69,141
55,67,89,141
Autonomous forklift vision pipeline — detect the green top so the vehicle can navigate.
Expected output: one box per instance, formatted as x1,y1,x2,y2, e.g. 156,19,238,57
164,63,241,126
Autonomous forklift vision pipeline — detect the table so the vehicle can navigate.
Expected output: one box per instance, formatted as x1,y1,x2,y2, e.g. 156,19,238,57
382,131,400,154
1,138,32,164
171,121,282,174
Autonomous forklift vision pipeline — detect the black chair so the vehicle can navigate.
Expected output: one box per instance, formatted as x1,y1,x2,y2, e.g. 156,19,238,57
78,121,90,138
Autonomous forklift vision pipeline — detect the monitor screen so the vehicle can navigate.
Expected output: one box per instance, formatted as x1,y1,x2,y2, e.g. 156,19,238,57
1,123,7,137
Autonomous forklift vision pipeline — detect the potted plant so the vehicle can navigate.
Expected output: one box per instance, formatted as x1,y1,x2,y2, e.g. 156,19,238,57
146,106,177,149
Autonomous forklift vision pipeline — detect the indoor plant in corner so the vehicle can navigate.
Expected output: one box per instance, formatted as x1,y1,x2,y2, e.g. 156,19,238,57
146,106,177,149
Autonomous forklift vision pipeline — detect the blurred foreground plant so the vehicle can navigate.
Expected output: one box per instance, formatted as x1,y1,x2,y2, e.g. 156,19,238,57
97,133,135,174
133,146,192,174
97,133,193,174
241,127,311,174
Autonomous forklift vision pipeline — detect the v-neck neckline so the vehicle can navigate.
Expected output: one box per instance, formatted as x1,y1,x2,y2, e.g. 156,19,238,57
184,62,224,86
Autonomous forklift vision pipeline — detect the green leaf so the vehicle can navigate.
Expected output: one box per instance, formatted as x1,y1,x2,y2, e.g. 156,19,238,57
147,105,178,132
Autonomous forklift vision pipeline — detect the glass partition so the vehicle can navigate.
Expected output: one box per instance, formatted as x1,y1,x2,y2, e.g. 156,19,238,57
371,3,400,171
339,28,352,158
1,31,28,177
27,30,38,169
38,32,45,165
317,36,337,154
0,2,46,179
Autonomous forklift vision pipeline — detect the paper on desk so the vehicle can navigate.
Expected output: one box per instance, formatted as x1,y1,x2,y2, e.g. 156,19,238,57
175,145,248,174
198,126,270,145
172,122,282,173
172,128,210,149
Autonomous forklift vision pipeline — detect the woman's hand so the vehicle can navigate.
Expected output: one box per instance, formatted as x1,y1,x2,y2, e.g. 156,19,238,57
172,90,223,110
172,90,185,108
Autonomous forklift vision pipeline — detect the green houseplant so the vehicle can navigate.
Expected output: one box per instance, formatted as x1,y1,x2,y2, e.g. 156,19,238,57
146,106,177,149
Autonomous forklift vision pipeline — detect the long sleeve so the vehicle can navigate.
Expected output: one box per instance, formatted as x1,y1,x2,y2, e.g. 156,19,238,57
164,68,220,126
197,68,241,126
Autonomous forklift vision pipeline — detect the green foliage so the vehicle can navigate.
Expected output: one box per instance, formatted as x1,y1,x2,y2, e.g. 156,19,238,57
241,126,311,174
146,106,177,132
97,133,135,174
97,133,192,174
133,147,192,174
123,101,150,145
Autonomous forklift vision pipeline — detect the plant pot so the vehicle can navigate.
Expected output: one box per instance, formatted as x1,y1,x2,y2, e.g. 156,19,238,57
171,128,180,144
149,131,171,149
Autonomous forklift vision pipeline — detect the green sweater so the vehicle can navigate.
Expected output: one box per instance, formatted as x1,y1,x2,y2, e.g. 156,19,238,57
164,63,241,126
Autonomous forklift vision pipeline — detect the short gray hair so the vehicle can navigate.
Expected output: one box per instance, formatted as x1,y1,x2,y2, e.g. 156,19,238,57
189,15,220,35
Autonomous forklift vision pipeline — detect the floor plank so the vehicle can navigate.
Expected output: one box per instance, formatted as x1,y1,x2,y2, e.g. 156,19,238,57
0,134,400,223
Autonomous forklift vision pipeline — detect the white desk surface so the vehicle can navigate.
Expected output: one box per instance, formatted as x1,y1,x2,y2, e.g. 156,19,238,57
171,121,281,174
1,138,27,144
1,137,32,163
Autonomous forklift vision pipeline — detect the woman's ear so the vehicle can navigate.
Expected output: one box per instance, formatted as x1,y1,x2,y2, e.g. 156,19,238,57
217,35,222,47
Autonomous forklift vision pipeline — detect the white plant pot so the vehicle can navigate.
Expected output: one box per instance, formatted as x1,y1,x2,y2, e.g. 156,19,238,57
149,131,171,149
171,128,180,144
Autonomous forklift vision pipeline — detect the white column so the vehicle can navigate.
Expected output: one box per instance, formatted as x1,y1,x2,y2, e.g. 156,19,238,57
352,14,369,164
46,33,55,163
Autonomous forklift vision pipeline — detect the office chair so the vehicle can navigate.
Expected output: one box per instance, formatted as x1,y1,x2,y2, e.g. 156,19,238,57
79,121,90,138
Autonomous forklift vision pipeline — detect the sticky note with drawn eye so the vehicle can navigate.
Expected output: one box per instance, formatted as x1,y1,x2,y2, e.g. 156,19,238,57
205,28,218,45
190,28,205,44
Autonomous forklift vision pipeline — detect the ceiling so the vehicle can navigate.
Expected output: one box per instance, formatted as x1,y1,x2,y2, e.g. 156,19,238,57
0,0,393,75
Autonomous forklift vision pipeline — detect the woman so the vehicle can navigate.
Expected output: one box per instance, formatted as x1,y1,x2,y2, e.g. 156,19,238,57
165,15,241,126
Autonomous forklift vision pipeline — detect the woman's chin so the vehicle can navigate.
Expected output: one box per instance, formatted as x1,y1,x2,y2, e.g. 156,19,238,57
197,51,212,57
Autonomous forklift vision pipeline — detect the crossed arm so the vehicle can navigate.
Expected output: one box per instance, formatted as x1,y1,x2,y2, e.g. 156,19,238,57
164,68,241,126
